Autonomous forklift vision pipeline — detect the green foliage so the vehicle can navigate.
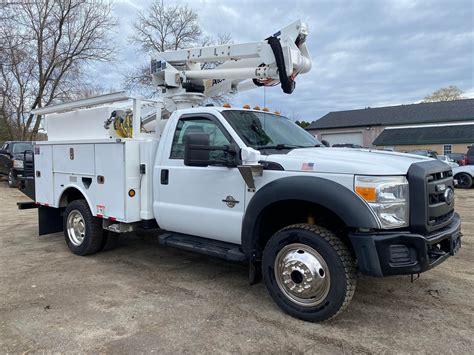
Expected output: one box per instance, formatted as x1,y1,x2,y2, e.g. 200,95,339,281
295,120,311,129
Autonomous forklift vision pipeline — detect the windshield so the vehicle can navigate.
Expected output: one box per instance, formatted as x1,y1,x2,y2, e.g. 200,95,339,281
12,143,32,154
221,110,321,150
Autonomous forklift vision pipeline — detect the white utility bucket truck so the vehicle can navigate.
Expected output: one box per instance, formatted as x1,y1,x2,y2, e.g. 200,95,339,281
19,20,461,322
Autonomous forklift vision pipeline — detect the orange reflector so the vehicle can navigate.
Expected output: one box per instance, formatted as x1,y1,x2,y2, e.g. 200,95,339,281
243,104,250,109
223,103,231,108
253,106,260,110
128,189,136,197
355,186,377,202
274,111,280,115
262,107,269,112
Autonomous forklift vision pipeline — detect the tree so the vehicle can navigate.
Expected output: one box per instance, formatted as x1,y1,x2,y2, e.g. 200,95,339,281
295,120,311,129
125,0,202,94
126,0,233,103
131,0,202,54
423,86,465,102
0,1,116,140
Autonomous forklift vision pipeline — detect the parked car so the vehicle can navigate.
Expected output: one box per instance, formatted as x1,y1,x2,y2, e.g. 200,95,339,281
467,145,474,165
407,149,438,159
437,155,459,168
0,141,33,187
447,153,469,166
332,143,363,148
452,165,474,189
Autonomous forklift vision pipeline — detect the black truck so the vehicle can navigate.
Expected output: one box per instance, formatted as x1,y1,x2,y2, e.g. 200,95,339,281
0,141,33,188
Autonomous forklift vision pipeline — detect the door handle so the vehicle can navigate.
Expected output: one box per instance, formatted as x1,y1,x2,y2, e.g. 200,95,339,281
161,169,169,185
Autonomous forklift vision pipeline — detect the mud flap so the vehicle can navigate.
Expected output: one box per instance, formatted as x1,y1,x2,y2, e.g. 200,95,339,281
38,206,63,236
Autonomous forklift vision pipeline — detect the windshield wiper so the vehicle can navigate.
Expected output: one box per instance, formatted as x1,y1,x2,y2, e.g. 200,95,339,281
255,144,311,150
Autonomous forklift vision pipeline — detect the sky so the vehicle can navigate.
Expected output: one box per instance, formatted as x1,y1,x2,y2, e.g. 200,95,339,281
89,0,474,122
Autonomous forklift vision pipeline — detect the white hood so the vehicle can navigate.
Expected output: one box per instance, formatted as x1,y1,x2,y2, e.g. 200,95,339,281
263,148,430,175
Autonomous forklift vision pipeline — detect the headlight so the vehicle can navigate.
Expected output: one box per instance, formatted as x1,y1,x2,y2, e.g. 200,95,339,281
354,175,409,229
13,160,24,169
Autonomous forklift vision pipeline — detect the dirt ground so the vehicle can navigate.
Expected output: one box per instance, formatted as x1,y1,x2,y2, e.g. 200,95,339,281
0,180,473,354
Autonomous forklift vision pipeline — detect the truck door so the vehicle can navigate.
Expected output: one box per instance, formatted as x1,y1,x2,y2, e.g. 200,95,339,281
155,113,246,245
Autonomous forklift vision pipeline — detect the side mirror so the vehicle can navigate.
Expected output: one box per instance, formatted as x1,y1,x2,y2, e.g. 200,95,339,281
321,140,330,147
184,133,240,167
0,149,10,156
184,133,210,167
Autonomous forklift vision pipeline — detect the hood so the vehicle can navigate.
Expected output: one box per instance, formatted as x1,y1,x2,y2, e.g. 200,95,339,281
263,148,430,175
12,153,24,160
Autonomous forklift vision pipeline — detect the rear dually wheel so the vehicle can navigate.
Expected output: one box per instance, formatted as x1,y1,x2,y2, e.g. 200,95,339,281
63,200,104,256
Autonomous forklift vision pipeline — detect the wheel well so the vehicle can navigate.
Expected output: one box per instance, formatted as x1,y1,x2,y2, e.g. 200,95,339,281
59,187,86,207
255,200,352,254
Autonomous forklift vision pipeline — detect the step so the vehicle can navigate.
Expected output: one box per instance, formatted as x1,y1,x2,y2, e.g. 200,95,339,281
158,233,246,262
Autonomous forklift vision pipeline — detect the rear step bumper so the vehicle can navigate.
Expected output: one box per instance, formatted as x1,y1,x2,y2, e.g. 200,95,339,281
159,233,247,262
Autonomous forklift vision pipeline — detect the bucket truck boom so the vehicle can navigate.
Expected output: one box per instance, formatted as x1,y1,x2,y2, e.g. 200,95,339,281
151,19,311,109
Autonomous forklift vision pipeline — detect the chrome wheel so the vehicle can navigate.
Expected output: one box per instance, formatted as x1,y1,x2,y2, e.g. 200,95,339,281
8,170,16,187
274,243,331,307
66,210,86,246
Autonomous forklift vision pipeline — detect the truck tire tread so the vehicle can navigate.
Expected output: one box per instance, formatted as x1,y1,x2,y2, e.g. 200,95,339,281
64,199,104,256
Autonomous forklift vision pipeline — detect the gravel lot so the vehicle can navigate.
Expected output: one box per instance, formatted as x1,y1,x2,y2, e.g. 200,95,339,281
0,180,473,353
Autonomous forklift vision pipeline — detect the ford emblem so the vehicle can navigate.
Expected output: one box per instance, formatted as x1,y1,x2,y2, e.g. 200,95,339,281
444,187,454,205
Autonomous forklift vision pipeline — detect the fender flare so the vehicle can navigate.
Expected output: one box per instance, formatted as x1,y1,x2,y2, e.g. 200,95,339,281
241,176,379,255
57,185,95,215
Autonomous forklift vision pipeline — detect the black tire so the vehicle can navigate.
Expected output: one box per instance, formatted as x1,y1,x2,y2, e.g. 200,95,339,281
7,169,17,188
262,223,356,322
455,173,472,189
63,199,105,256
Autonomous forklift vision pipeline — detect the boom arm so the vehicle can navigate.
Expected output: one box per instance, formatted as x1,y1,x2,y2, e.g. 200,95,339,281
151,20,311,106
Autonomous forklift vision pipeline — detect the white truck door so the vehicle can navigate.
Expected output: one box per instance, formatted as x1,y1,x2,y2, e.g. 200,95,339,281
155,113,246,245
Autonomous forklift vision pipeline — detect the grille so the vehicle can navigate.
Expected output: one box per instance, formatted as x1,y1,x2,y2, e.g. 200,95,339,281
408,160,454,234
426,170,454,228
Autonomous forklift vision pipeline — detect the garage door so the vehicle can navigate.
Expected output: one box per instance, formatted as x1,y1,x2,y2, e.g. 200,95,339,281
321,132,363,146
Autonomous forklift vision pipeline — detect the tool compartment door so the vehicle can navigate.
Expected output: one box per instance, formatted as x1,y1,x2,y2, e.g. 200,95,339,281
52,144,95,175
94,143,126,220
34,145,54,205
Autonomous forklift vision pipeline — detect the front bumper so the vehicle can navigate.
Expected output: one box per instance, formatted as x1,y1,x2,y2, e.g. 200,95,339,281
349,213,462,277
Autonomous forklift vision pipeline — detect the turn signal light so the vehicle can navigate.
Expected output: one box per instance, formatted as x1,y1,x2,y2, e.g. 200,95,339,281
355,186,376,202
128,189,136,197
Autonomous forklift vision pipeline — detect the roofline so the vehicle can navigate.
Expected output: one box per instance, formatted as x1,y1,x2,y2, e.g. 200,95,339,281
307,118,474,130
320,98,474,117
385,121,474,129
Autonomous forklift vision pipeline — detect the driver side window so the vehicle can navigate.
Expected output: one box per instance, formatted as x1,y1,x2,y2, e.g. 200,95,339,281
170,117,231,159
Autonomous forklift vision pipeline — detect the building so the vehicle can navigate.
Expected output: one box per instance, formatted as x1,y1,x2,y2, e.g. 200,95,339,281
306,99,474,154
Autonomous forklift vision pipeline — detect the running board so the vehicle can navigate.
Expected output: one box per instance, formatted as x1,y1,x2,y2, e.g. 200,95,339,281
158,233,246,262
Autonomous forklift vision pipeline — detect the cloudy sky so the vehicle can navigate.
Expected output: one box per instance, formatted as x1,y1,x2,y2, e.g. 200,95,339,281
89,0,474,122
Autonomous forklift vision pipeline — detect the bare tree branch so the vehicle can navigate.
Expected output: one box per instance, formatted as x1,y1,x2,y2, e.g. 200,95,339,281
423,86,465,102
0,0,116,140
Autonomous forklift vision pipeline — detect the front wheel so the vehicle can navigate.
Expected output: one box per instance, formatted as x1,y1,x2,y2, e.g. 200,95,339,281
262,224,356,322
8,169,17,188
455,173,472,189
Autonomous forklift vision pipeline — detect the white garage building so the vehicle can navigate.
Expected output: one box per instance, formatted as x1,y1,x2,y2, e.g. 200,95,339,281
306,99,474,149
